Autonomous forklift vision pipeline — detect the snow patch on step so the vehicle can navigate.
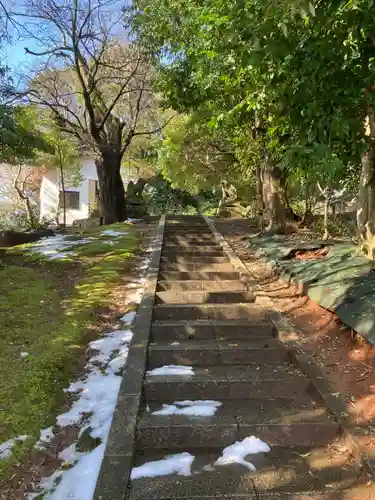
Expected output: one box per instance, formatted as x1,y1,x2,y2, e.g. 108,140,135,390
130,435,271,481
215,436,271,471
152,400,222,417
147,365,194,376
131,452,194,480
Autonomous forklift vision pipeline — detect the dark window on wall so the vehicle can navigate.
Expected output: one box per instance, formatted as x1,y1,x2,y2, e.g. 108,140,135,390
59,191,80,210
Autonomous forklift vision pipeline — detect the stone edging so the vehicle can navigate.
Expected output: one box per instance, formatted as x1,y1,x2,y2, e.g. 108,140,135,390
94,215,166,500
205,216,375,479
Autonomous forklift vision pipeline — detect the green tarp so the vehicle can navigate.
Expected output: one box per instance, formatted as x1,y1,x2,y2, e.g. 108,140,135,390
250,236,375,345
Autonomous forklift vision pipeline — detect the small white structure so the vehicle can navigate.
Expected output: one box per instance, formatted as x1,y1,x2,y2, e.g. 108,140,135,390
40,158,99,226
39,158,140,226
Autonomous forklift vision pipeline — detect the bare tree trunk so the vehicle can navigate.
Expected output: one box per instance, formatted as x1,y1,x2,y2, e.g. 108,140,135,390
331,202,336,221
23,194,37,229
96,151,126,224
323,197,330,240
255,164,264,230
262,153,286,233
216,183,226,216
58,144,67,228
14,166,38,229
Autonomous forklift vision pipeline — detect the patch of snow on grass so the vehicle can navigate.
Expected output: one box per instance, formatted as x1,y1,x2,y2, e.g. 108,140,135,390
27,244,152,499
35,427,55,450
131,452,194,480
124,218,140,223
120,311,136,324
152,400,222,417
214,436,271,471
34,444,105,500
28,234,93,260
0,435,27,460
147,365,194,376
59,443,81,465
56,367,125,431
88,330,132,365
101,229,128,237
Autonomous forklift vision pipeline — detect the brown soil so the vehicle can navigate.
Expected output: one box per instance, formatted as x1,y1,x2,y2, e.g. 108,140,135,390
215,217,375,476
0,219,158,500
290,246,329,260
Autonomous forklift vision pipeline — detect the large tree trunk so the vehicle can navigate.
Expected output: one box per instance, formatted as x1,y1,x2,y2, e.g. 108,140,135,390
262,153,286,233
216,183,226,216
95,151,126,224
357,107,375,259
357,141,375,258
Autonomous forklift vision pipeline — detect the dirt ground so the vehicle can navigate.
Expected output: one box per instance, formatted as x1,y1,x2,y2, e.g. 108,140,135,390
215,217,375,475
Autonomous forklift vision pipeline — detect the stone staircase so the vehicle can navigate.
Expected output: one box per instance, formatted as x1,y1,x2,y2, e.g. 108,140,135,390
99,215,365,499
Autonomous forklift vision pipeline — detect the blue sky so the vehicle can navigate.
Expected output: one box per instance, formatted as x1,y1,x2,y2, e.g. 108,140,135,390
3,0,47,74
5,39,31,71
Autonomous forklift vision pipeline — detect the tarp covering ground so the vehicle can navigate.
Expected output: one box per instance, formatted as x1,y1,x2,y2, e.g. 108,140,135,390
250,236,375,345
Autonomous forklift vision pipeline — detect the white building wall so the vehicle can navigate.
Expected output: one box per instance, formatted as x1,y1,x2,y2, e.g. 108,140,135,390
40,158,97,226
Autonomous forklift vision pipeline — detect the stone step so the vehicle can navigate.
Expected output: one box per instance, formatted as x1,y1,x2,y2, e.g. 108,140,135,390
144,364,309,401
153,304,265,321
159,262,235,272
148,340,283,367
162,245,223,252
166,216,204,220
129,445,358,499
151,321,275,342
163,233,216,238
160,255,229,264
161,250,226,258
157,280,247,292
164,225,208,230
158,271,241,281
166,221,208,227
163,240,219,247
164,229,212,235
166,220,207,225
136,398,338,450
162,240,219,247
155,290,255,305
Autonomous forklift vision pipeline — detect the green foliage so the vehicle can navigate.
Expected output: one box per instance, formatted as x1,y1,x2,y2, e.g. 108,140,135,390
157,113,254,194
134,0,375,205
0,106,51,163
143,175,198,214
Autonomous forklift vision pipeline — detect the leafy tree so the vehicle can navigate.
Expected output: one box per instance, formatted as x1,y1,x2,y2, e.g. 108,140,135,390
134,0,375,242
158,114,238,193
0,105,50,163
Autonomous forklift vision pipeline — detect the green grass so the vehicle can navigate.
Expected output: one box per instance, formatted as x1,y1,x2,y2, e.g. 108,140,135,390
0,222,139,477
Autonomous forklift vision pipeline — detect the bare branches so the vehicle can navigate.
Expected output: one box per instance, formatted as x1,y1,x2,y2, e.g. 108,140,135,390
24,46,73,57
133,115,176,138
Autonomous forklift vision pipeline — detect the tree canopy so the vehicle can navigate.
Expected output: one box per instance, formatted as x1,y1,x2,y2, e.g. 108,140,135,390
133,0,375,239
